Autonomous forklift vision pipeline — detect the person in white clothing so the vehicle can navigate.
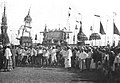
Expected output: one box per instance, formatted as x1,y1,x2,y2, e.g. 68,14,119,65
4,45,13,71
42,48,50,67
78,49,88,71
30,47,37,66
60,47,67,67
64,46,72,70
51,47,57,66
85,48,92,70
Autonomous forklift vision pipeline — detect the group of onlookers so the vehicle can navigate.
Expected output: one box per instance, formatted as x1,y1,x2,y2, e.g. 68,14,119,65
0,44,120,77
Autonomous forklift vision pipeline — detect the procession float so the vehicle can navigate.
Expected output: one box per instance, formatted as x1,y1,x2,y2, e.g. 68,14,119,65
17,9,32,47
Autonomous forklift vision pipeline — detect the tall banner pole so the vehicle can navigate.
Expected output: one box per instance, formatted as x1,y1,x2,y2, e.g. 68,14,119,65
105,19,108,46
94,14,100,46
100,17,101,46
113,12,116,46
67,7,71,44
113,13,114,46
90,26,93,46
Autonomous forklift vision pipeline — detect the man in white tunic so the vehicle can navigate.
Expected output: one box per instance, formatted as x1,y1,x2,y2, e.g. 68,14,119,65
4,45,13,71
65,46,72,70
51,47,57,66
78,49,88,71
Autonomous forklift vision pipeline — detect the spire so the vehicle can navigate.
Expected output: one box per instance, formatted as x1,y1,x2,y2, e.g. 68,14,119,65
24,8,32,23
28,8,30,15
2,4,7,25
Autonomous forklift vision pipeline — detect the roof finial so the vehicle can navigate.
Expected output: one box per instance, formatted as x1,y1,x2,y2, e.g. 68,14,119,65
4,3,6,16
24,7,32,23
28,7,31,15
2,2,7,25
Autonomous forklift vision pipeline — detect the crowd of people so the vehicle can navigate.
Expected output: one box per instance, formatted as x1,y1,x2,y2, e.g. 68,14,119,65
0,43,120,79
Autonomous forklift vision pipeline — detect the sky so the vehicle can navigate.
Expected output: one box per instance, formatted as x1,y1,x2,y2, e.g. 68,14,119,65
0,0,120,46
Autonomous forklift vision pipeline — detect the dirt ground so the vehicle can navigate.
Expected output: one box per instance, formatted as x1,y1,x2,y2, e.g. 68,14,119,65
0,67,120,83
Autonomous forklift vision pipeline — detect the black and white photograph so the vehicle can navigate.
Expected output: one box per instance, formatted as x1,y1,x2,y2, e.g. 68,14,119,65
0,0,120,83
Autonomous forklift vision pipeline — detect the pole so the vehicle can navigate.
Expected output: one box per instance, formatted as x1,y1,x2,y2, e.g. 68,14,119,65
105,18,108,46
10,30,12,44
100,17,101,46
67,9,70,44
90,26,93,46
113,12,115,46
74,27,75,44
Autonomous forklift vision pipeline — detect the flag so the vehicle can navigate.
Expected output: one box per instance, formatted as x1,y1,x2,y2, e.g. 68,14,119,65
94,15,100,17
75,25,78,30
35,34,37,40
79,21,82,33
100,21,106,35
90,26,93,31
68,12,70,17
68,7,71,17
113,23,120,36
67,33,69,39
69,7,71,10
76,20,79,23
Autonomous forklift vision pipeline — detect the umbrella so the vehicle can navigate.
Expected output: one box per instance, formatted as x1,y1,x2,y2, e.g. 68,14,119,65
89,33,101,40
77,32,88,41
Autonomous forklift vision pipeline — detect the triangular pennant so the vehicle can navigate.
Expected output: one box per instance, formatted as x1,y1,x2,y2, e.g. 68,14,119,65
79,21,82,33
113,23,120,36
100,21,106,35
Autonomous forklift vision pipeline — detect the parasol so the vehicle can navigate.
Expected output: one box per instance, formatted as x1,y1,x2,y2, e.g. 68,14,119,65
77,32,88,41
89,33,101,46
89,33,101,40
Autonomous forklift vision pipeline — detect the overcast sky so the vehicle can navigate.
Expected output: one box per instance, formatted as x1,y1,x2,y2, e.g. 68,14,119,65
0,0,120,45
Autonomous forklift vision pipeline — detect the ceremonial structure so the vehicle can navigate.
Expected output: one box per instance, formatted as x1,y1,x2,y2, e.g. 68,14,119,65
40,25,72,45
0,5,10,46
17,9,32,47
